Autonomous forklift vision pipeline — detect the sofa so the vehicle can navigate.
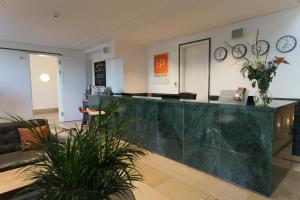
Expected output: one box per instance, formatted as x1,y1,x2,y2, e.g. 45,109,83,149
0,119,47,173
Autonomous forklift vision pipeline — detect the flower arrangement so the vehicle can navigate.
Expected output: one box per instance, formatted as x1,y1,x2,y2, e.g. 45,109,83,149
240,31,289,105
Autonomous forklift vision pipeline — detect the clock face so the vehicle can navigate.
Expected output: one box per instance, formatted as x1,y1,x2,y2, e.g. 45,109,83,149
232,44,247,59
214,47,227,61
252,40,270,56
276,35,297,53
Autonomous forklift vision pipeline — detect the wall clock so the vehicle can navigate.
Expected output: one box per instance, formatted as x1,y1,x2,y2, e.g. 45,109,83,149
276,35,297,53
252,40,270,56
214,47,227,61
232,44,247,59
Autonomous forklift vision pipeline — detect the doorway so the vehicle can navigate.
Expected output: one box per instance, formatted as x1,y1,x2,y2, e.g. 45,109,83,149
179,38,211,100
29,54,61,123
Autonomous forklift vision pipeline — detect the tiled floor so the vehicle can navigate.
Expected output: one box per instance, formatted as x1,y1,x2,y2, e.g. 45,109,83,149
26,113,300,200
135,153,300,200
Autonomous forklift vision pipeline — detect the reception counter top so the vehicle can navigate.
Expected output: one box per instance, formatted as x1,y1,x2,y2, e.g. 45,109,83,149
88,94,296,111
90,95,296,196
130,95,296,111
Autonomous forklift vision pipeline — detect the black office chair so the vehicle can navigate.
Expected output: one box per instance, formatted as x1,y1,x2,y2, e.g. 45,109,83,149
179,92,197,100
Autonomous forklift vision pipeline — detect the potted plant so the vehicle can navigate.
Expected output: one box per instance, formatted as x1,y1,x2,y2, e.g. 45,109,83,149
240,31,289,105
4,102,146,200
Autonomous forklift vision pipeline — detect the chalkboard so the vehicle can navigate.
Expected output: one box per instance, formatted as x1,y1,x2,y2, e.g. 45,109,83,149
94,61,106,86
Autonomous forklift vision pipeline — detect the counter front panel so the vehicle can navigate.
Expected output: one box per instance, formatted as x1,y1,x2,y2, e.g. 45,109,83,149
92,96,295,196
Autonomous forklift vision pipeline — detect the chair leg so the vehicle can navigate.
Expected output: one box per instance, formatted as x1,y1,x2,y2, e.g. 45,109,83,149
81,120,84,130
81,113,88,130
89,115,96,128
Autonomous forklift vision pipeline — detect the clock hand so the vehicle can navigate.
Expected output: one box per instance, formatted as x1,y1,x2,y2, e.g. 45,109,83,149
283,43,287,51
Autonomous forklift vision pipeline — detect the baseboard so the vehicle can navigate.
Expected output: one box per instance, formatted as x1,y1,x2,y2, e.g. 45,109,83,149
33,108,58,115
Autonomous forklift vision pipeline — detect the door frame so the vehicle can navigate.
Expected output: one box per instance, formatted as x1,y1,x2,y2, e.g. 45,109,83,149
28,54,63,121
178,38,211,98
57,56,64,122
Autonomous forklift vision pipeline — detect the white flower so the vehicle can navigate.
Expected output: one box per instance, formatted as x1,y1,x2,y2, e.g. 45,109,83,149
251,58,264,70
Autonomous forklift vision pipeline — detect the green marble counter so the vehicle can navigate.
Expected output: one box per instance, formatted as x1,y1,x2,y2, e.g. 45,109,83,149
90,95,296,196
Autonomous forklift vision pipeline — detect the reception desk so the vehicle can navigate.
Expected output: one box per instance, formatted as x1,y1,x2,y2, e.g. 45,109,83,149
91,95,296,196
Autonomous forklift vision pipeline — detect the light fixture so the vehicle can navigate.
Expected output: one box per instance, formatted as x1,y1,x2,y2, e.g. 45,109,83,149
52,12,60,19
40,73,50,82
37,54,51,58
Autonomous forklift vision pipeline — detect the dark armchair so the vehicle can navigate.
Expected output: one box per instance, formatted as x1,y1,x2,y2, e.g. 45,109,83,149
0,119,47,173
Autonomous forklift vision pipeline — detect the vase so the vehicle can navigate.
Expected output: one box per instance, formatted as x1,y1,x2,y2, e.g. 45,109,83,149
254,90,272,106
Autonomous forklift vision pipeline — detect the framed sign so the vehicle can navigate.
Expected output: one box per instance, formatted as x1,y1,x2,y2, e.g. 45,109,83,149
218,90,249,105
154,53,169,84
94,61,106,86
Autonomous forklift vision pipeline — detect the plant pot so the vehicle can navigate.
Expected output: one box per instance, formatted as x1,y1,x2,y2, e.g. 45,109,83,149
110,189,135,200
13,189,136,200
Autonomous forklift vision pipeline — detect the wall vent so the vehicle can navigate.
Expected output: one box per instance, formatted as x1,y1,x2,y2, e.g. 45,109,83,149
103,47,110,54
232,28,244,39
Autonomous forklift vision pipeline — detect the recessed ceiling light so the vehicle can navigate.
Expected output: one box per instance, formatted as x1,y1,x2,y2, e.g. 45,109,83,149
40,73,50,82
37,54,50,57
53,12,60,19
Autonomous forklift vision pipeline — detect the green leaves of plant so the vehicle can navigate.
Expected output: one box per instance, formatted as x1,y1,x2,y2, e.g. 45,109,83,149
5,101,147,200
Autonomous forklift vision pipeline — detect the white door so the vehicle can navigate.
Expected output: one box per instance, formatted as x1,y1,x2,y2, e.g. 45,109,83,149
180,40,209,100
60,56,86,122
0,50,32,122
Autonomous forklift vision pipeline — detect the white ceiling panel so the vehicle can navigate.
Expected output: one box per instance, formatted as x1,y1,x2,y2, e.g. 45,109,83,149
0,0,298,50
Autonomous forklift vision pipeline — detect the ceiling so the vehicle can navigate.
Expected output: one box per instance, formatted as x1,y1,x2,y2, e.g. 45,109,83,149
0,0,299,50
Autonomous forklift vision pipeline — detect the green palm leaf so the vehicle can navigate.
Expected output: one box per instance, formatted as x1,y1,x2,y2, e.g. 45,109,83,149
3,101,147,200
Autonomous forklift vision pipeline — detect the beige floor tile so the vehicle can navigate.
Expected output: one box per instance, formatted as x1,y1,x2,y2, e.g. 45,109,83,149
136,160,153,172
133,181,171,200
0,168,31,194
285,170,300,182
142,166,172,187
155,179,209,200
140,153,176,170
275,177,300,198
140,153,207,187
205,196,219,200
247,194,269,200
194,176,251,200
291,163,300,173
160,162,207,186
272,157,292,169
285,166,300,180
291,156,300,163
271,188,299,200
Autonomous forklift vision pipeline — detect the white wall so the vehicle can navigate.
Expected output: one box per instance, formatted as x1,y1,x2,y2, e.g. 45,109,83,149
29,54,59,110
0,41,86,122
85,41,116,87
106,59,124,93
115,41,147,93
85,41,124,93
86,41,148,93
147,7,300,98
0,50,32,122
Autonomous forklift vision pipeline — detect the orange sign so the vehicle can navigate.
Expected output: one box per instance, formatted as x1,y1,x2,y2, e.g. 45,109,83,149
154,53,168,75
